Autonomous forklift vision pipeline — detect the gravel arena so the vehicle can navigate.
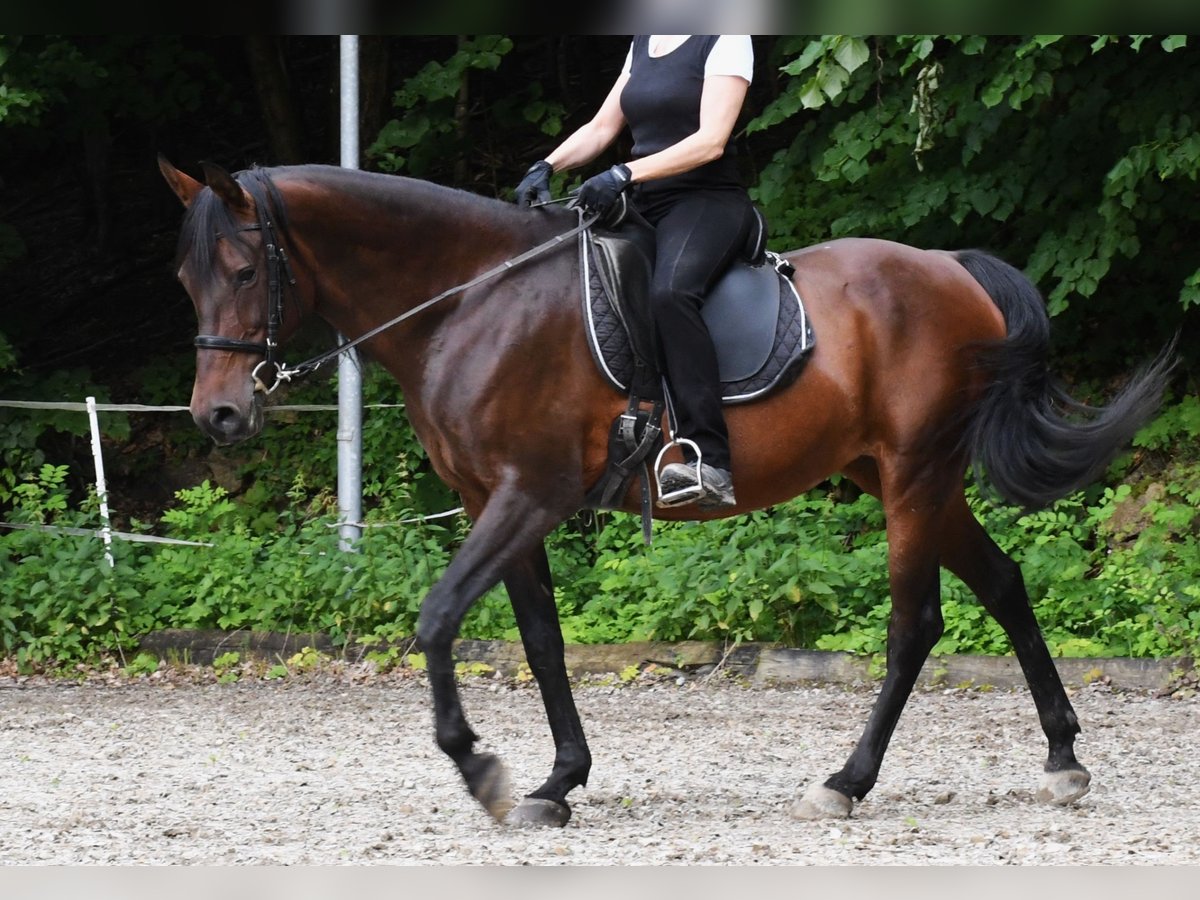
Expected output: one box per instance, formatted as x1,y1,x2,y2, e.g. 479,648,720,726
1,669,1198,865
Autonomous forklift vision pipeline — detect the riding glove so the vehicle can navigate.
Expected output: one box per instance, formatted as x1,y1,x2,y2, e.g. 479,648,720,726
515,159,553,206
576,164,633,217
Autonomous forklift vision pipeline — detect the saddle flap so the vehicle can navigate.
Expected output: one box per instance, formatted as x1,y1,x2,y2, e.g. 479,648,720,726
702,263,782,382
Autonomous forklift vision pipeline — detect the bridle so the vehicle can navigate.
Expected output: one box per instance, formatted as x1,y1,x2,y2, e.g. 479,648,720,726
192,170,598,395
192,199,296,394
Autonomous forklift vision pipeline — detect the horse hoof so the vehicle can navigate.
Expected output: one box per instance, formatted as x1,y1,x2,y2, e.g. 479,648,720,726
505,797,572,828
1036,767,1091,805
790,782,853,820
471,753,516,822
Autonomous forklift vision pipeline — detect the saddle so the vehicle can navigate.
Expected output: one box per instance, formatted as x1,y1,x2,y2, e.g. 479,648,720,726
580,202,815,533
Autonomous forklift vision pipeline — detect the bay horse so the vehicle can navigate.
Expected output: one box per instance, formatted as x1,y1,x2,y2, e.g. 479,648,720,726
159,158,1171,827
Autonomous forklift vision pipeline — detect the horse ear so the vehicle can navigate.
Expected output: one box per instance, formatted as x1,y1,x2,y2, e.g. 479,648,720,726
157,154,204,208
199,160,252,212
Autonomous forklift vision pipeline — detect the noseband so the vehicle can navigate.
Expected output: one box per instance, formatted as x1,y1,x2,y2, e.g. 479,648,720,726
193,196,296,394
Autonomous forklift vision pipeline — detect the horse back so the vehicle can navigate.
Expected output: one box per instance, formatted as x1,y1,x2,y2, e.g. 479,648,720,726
734,239,1007,478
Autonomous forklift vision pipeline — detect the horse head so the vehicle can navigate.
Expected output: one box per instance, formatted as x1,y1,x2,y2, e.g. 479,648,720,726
159,156,303,445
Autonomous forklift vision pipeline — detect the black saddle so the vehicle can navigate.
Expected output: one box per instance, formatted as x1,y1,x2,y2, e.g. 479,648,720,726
582,205,814,405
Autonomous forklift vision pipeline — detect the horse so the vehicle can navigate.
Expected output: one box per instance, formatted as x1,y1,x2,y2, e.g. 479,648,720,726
158,157,1172,827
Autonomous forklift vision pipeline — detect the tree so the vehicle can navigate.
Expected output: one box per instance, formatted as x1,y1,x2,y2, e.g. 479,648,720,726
746,35,1198,367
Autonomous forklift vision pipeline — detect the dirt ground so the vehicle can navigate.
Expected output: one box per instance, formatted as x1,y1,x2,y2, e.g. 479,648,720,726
1,671,1197,865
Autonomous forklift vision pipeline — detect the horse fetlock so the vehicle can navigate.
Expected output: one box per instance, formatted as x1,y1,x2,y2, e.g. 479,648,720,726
555,747,593,786
435,721,478,760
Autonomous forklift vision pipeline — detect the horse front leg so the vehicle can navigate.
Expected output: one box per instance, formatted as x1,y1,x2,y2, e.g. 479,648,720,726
414,487,569,823
792,495,945,819
502,542,592,827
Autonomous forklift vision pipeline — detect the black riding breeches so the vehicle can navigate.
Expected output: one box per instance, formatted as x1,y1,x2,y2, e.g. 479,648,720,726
635,187,756,472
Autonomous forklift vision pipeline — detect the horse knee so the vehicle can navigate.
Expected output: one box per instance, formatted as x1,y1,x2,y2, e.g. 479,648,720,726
888,598,944,667
921,602,945,650
415,605,455,657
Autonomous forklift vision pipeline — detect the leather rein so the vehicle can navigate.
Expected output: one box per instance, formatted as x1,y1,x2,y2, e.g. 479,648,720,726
193,175,599,394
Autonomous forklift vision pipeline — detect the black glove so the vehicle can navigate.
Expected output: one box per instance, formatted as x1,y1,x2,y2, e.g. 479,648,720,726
515,159,553,206
575,164,633,217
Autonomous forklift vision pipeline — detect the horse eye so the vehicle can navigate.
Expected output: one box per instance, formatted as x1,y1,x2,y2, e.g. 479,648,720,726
235,267,256,286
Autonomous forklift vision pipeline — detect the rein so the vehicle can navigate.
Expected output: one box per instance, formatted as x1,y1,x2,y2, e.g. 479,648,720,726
194,174,598,394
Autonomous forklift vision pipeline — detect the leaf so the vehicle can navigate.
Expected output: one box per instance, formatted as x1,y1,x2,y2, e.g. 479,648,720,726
800,79,826,110
817,62,850,101
1162,35,1188,52
833,37,870,75
782,39,829,76
961,36,987,56
981,83,1006,109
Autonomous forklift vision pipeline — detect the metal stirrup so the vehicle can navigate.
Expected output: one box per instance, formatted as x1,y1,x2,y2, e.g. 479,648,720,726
652,377,709,507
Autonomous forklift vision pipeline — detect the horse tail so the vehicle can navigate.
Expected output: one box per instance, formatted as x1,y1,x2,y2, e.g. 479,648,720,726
953,248,1175,509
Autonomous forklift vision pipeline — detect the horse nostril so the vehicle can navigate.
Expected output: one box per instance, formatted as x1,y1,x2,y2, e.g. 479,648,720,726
209,404,243,434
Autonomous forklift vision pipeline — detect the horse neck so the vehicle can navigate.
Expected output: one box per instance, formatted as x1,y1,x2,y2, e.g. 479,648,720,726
279,169,534,375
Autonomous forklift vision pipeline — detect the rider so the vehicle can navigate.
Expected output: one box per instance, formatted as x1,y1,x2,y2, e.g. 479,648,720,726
515,35,756,510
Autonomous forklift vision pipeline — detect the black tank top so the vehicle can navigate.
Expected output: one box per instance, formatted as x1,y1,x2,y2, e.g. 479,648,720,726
619,35,744,198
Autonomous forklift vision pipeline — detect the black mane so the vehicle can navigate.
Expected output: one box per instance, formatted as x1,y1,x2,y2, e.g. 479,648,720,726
175,164,558,289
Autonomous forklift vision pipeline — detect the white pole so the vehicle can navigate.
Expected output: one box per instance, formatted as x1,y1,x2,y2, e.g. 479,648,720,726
337,35,364,551
85,396,114,568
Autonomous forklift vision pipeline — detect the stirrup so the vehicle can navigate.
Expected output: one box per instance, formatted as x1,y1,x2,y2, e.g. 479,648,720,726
654,438,705,508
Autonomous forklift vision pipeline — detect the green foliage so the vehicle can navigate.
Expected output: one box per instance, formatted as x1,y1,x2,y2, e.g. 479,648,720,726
367,35,569,189
369,35,515,176
748,34,1199,347
5,394,1200,667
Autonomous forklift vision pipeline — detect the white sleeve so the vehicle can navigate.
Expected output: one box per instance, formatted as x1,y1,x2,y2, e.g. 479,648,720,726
705,35,753,84
621,42,633,76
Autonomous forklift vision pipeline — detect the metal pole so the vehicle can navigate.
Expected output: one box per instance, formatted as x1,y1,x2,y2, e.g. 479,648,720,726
337,35,363,550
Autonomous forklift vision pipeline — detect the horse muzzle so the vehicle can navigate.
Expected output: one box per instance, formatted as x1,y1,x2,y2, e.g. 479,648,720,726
193,394,265,446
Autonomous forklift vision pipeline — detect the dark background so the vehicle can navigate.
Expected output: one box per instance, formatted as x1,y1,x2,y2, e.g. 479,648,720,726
0,36,792,390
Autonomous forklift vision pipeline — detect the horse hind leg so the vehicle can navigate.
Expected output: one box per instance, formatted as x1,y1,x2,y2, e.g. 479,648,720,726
792,467,947,819
502,542,592,827
939,495,1091,804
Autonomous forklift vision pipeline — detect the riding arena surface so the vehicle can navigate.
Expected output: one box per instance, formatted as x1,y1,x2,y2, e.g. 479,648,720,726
1,674,1196,864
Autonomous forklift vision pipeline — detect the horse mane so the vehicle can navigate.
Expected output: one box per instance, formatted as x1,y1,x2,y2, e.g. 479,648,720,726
175,164,547,288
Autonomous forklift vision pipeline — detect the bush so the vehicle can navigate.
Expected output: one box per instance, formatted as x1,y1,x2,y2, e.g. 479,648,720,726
3,379,1199,668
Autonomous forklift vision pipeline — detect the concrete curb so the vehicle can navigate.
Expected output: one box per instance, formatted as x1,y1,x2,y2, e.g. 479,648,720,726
137,630,1190,692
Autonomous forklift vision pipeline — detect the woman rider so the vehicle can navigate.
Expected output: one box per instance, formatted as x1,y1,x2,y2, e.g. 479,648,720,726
514,34,756,510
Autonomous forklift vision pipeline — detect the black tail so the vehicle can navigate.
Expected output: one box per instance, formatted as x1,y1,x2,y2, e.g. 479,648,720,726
954,249,1175,509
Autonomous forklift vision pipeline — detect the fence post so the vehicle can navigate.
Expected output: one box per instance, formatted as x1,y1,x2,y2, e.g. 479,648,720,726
337,34,364,553
85,396,115,568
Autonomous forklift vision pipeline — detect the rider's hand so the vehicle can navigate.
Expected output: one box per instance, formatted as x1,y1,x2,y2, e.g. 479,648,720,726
514,160,553,207
575,164,632,217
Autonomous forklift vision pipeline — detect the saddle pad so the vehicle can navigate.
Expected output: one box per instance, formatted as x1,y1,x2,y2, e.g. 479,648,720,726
582,240,815,405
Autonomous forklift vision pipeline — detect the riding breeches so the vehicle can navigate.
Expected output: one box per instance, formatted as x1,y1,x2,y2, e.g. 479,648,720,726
635,187,756,472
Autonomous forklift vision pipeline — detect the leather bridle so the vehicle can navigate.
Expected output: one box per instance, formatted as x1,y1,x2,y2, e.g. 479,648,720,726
193,207,296,394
